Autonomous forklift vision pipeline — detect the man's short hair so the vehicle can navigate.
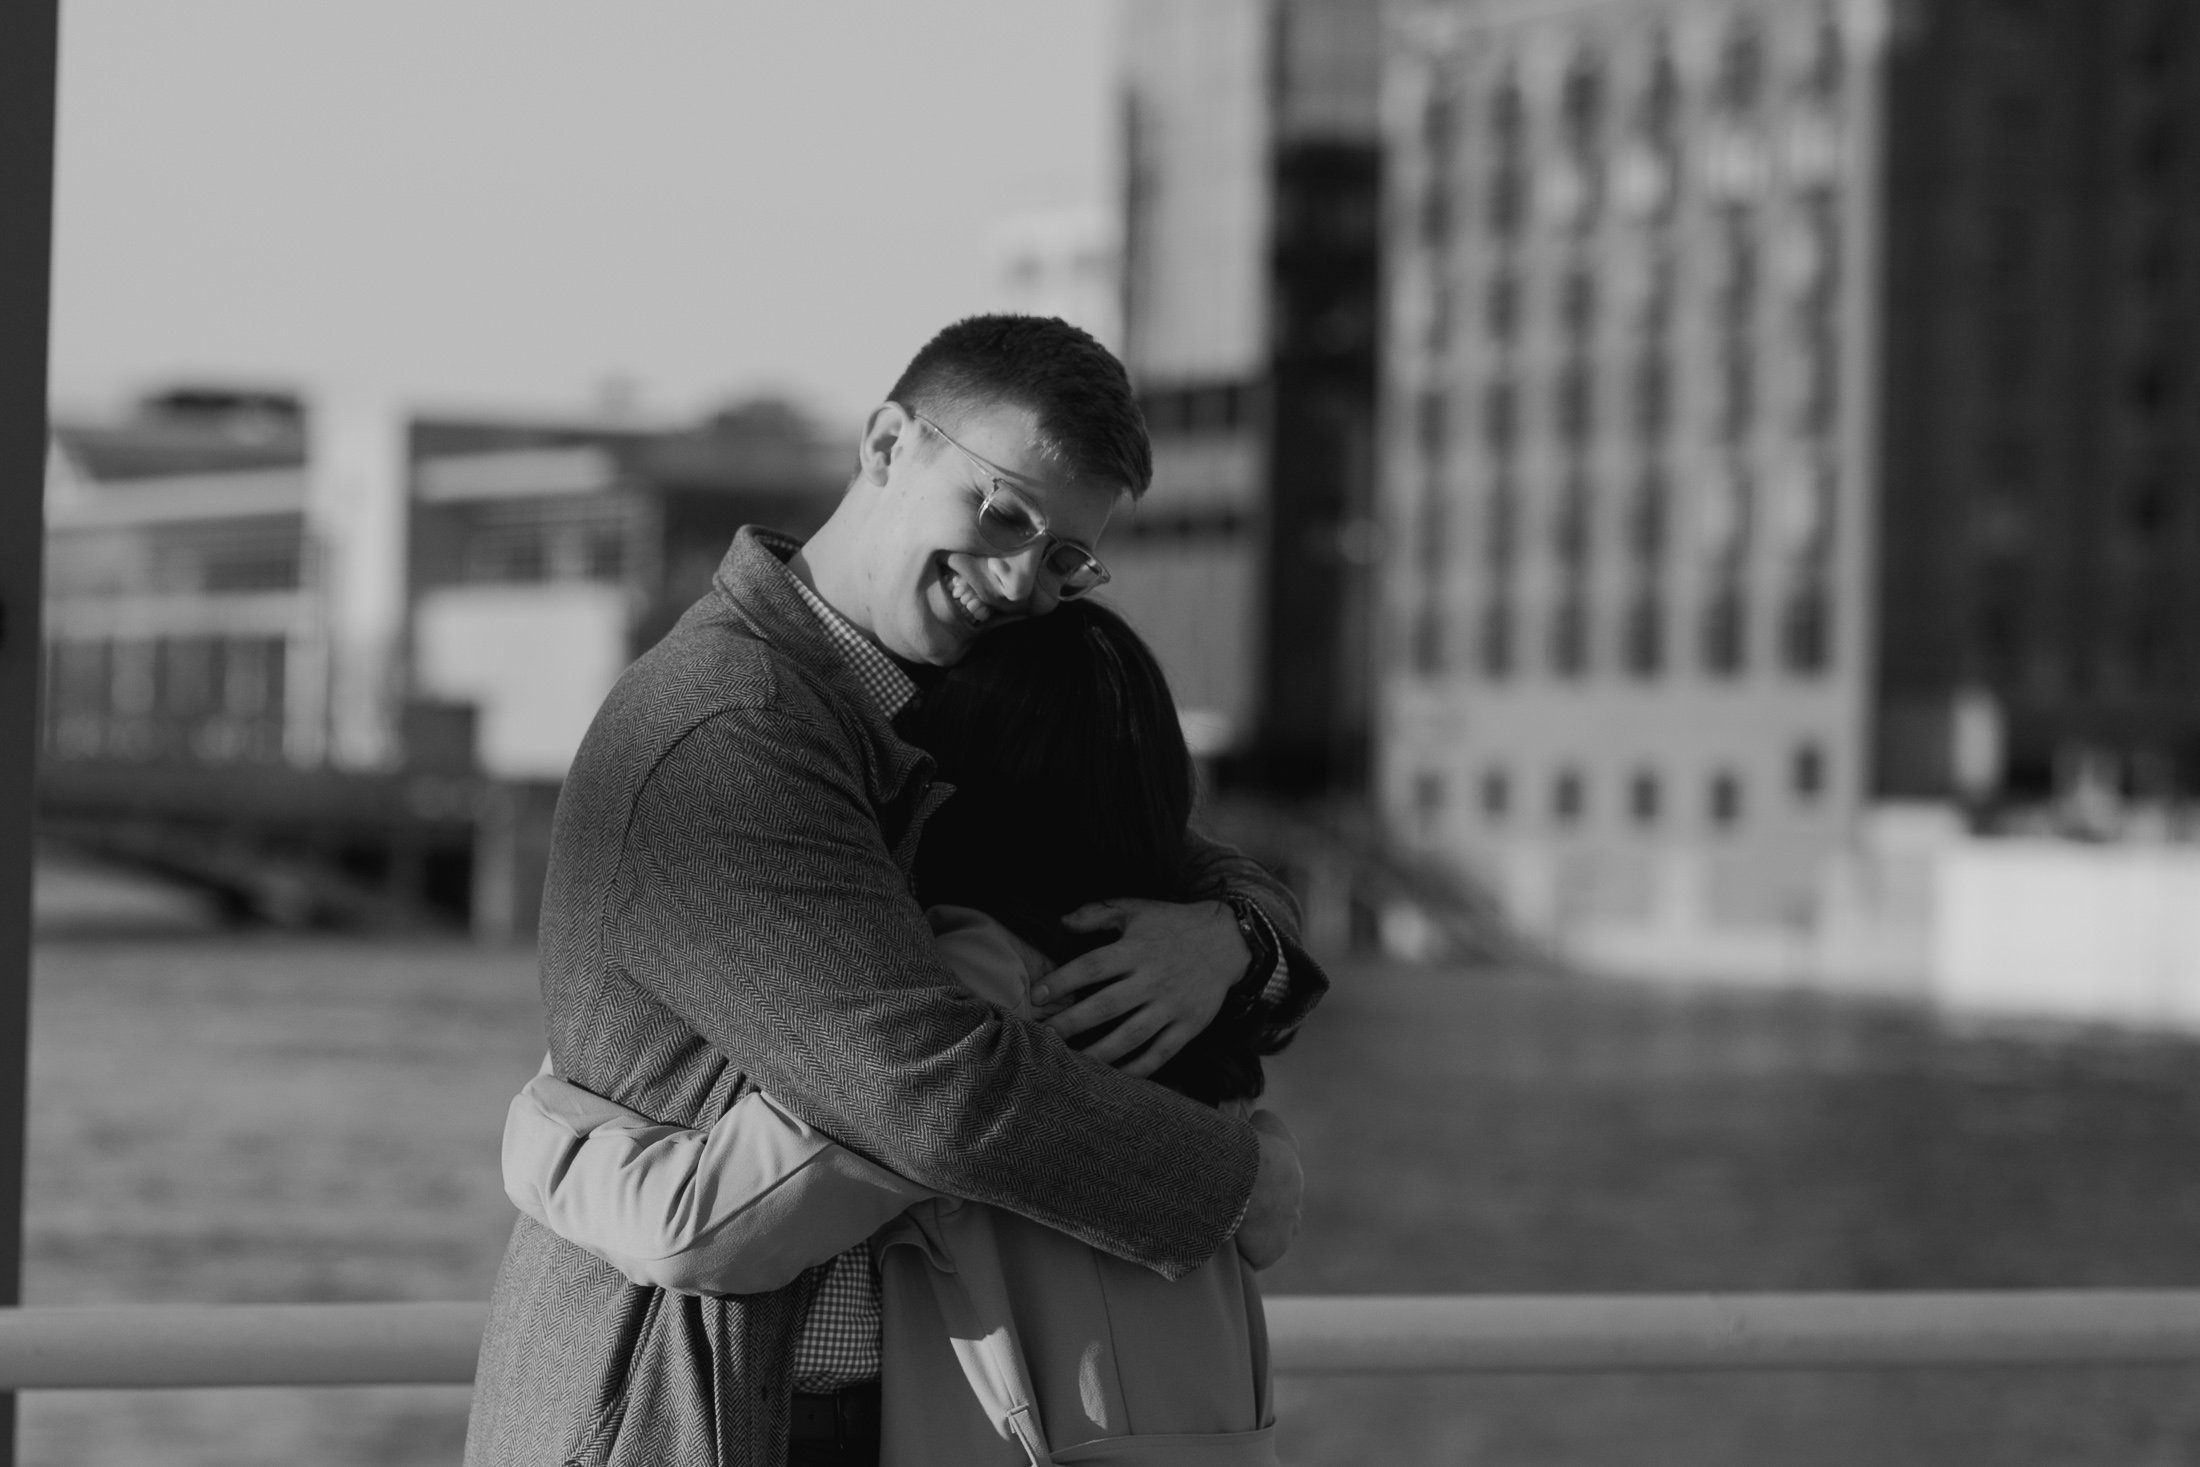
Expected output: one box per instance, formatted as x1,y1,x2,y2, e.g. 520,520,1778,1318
887,315,1153,500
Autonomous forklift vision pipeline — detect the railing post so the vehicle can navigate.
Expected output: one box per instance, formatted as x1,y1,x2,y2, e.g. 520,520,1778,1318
0,3,61,1464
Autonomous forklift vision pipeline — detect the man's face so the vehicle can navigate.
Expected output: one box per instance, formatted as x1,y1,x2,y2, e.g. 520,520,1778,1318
861,401,1122,667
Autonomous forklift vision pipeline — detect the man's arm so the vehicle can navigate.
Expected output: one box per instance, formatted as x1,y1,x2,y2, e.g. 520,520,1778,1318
579,705,1260,1281
1029,828,1332,1075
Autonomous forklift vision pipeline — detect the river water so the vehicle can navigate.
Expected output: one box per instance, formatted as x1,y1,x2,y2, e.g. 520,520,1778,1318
23,858,2200,1465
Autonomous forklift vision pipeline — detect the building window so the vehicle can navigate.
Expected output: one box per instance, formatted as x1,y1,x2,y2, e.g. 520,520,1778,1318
1559,51,1607,227
1485,482,1519,573
1409,603,1445,676
1414,771,1446,839
1639,252,1675,337
1560,266,1598,341
1643,34,1680,132
1420,180,1453,252
1793,743,1826,800
1805,6,1846,101
2126,470,2175,537
1629,768,1661,824
1418,390,1451,465
1623,594,1663,676
1483,379,1519,457
1709,770,1744,828
1553,767,1586,823
2128,357,2175,419
1551,597,1590,677
1486,271,1522,345
1555,361,1595,448
1478,599,1514,678
1715,16,1765,114
1562,50,1606,146
1780,583,1831,673
1427,276,1454,356
1720,218,1759,326
1488,79,1529,235
1421,83,1457,250
1480,767,1510,819
1701,462,1753,565
1417,473,1449,578
1703,585,1748,675
1720,347,1756,443
1627,466,1667,562
1799,321,1839,436
1553,474,1592,567
1631,354,1670,443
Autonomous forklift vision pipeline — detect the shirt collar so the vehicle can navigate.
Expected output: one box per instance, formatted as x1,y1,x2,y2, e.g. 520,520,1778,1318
781,563,922,724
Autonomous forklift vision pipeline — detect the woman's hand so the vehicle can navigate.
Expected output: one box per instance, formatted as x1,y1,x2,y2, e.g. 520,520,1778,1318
1236,1110,1303,1270
1030,897,1249,1075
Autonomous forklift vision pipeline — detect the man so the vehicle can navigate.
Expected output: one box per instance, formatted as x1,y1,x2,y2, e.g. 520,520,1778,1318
465,316,1326,1467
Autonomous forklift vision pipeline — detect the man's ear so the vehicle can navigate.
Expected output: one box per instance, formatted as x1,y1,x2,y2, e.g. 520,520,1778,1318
857,402,915,488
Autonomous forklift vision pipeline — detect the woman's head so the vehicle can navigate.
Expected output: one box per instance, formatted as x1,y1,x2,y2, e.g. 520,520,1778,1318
913,599,1192,924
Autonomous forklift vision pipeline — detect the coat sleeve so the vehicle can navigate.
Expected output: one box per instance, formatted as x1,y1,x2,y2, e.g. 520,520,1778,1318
1181,826,1331,1053
502,1073,938,1296
589,704,1258,1281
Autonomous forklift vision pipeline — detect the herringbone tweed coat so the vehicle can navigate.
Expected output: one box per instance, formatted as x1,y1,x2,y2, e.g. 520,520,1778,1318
465,528,1325,1467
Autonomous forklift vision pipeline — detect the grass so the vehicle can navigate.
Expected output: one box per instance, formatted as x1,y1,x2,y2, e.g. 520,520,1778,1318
20,915,2200,1465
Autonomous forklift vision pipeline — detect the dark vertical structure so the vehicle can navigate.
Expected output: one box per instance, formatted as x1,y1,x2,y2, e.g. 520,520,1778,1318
1260,2,1383,793
1115,0,1382,799
0,2,58,1461
1874,0,2200,803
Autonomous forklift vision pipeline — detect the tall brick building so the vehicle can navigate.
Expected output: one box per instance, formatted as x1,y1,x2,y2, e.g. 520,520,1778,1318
1376,0,2199,948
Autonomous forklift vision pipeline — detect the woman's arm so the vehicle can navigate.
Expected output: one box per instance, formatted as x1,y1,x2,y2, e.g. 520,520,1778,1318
506,912,1031,1295
503,1068,938,1296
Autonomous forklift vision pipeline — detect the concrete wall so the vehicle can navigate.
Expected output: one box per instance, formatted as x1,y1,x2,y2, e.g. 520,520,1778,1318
1935,842,2200,1032
411,583,628,781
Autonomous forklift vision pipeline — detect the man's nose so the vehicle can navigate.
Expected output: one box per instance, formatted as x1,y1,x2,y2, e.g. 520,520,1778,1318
984,544,1048,606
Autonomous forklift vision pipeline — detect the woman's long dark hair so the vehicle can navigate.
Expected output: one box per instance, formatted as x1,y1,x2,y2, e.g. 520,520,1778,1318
913,600,1260,1104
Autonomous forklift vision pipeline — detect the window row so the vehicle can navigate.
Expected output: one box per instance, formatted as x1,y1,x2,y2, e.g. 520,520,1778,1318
1404,586,1833,680
1411,743,1830,837
1401,462,1838,580
43,634,291,765
1436,214,1836,342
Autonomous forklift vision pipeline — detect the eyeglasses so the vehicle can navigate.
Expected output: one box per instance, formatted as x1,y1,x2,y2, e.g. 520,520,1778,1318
906,408,1111,599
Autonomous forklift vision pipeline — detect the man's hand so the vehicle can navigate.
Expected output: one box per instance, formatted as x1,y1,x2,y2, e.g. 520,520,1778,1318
1029,897,1249,1075
1235,1110,1302,1270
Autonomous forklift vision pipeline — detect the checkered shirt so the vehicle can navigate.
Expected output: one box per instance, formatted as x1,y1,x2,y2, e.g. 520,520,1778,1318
780,566,914,1391
777,562,1288,1387
784,569,920,726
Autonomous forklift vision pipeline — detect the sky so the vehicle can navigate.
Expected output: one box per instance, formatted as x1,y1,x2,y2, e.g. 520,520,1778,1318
48,0,1116,427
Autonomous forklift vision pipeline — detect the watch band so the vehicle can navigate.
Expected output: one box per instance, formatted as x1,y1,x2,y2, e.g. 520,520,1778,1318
1219,894,1279,1025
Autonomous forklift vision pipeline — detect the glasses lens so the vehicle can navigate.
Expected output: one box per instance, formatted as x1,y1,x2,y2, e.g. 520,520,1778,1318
1045,544,1108,598
976,483,1045,551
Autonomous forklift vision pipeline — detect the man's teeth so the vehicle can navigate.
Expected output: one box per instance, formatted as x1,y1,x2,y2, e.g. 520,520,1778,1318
946,571,994,624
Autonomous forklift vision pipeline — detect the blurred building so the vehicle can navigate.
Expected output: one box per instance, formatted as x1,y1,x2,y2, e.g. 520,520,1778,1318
42,388,845,933
1376,0,2200,984
1113,0,1384,789
405,398,843,782
44,389,327,769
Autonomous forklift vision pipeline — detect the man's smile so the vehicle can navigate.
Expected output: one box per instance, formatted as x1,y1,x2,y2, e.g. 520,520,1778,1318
938,560,1006,630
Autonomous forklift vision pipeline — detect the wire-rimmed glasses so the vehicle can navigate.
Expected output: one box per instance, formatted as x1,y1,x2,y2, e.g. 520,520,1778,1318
906,408,1111,599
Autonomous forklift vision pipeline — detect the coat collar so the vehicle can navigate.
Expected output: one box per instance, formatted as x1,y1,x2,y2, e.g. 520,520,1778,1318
710,525,938,805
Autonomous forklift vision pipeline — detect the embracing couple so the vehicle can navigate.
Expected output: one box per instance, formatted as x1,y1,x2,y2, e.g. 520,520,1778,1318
464,316,1328,1467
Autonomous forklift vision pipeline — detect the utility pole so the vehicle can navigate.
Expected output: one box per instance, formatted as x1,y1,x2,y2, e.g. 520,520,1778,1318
0,4,60,1464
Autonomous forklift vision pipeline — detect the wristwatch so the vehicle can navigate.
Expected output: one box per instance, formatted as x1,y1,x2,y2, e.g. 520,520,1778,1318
1218,894,1280,1026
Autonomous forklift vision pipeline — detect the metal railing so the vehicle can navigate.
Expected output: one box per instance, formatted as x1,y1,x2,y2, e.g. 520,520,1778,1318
4,1292,2200,1390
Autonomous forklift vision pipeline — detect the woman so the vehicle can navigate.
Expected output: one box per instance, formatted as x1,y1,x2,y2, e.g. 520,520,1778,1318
503,601,1287,1465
